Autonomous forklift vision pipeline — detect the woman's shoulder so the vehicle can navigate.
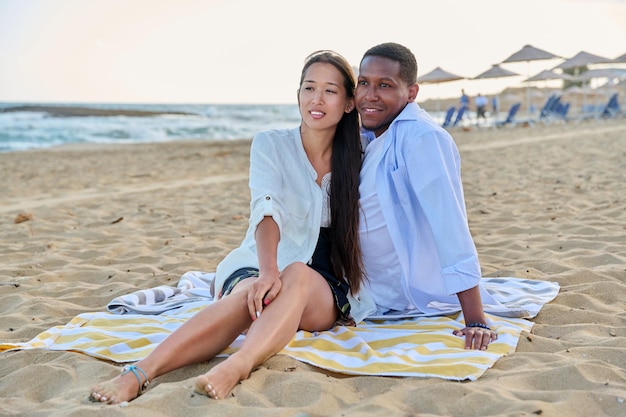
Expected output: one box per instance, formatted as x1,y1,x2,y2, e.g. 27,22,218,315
253,127,298,141
252,127,299,151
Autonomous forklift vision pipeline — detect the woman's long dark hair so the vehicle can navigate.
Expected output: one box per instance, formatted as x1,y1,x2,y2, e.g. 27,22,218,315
299,51,364,294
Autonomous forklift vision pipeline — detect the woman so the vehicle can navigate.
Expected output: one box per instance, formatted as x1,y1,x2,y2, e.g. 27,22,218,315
89,50,365,404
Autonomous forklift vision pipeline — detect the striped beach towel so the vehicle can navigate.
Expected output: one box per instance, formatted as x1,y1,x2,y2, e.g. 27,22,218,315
0,272,559,381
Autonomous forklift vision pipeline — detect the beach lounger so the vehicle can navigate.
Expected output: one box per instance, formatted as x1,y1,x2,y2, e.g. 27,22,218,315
495,102,521,127
441,106,456,128
451,105,467,127
538,93,564,123
601,93,621,118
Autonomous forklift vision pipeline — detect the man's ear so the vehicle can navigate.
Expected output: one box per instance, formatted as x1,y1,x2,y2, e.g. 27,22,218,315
408,83,419,103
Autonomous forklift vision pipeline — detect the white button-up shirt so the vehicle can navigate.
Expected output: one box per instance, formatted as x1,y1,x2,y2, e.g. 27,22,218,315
214,127,324,294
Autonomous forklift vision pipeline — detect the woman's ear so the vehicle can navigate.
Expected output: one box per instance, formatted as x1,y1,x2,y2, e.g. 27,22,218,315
345,99,355,113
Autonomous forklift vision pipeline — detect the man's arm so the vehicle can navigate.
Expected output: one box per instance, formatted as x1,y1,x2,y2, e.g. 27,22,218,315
454,286,497,350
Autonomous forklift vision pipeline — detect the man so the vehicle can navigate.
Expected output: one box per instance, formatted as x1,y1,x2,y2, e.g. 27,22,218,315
354,42,497,350
475,93,488,122
460,89,470,109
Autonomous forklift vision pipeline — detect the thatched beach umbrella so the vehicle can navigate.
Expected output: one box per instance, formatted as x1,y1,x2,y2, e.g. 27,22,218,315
502,44,560,63
418,66,465,83
613,52,626,63
575,68,626,82
473,64,519,80
553,51,614,73
417,66,466,112
574,68,626,113
472,64,520,122
550,51,615,113
524,69,574,82
501,44,562,118
521,69,573,115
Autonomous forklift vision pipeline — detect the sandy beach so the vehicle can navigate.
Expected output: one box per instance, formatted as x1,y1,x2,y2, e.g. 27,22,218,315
1,117,625,416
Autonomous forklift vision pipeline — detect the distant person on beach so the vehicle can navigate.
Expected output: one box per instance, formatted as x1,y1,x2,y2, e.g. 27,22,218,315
460,89,470,109
458,89,470,122
89,50,365,404
491,96,498,115
475,93,488,122
356,42,497,350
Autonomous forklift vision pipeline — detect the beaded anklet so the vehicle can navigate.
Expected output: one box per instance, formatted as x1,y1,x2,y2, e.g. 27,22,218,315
121,365,151,397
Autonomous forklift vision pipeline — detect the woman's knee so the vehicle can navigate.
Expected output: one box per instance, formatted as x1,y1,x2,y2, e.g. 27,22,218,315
281,262,309,280
280,262,315,293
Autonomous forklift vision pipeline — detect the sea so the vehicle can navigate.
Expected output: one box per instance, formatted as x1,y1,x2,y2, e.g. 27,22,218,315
0,102,303,153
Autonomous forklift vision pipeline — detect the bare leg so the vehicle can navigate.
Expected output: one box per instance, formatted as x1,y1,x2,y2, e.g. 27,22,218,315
89,290,252,404
194,262,337,399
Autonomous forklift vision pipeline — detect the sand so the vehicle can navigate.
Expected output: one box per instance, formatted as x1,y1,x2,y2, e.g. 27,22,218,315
1,117,625,417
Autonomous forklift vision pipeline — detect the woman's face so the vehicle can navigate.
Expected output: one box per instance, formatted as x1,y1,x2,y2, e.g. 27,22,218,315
298,62,353,132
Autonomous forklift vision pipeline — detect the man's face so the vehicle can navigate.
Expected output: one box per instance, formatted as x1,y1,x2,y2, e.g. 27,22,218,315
355,55,417,137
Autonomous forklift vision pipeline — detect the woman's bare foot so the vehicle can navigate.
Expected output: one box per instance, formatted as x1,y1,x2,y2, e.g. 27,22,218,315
89,365,150,404
194,355,253,400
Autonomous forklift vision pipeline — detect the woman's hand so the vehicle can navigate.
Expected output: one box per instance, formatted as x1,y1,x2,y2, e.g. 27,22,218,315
247,271,282,320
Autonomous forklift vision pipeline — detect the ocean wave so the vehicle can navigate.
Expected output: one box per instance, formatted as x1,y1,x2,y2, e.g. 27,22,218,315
0,103,301,152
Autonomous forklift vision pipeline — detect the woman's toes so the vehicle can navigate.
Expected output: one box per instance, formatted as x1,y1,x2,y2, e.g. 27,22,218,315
206,383,218,399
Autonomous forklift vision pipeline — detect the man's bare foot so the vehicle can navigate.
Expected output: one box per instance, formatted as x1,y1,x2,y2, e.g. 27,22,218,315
89,365,150,404
194,356,252,400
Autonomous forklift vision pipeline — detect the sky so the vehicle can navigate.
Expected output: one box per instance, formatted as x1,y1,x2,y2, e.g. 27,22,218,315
1,0,625,105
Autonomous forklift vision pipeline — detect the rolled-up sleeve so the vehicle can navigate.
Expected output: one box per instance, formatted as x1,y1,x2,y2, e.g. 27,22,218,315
248,132,288,235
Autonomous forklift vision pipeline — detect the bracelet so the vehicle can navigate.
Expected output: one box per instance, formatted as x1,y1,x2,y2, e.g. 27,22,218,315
467,322,492,330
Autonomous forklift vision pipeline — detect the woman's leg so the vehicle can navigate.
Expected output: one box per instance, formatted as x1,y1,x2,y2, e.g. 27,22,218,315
89,288,253,404
195,262,337,399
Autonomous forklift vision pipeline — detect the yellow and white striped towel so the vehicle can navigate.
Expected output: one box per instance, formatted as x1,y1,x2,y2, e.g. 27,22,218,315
0,273,559,381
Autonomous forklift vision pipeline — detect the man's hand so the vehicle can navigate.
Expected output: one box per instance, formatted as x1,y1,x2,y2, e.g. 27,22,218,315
453,326,497,350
